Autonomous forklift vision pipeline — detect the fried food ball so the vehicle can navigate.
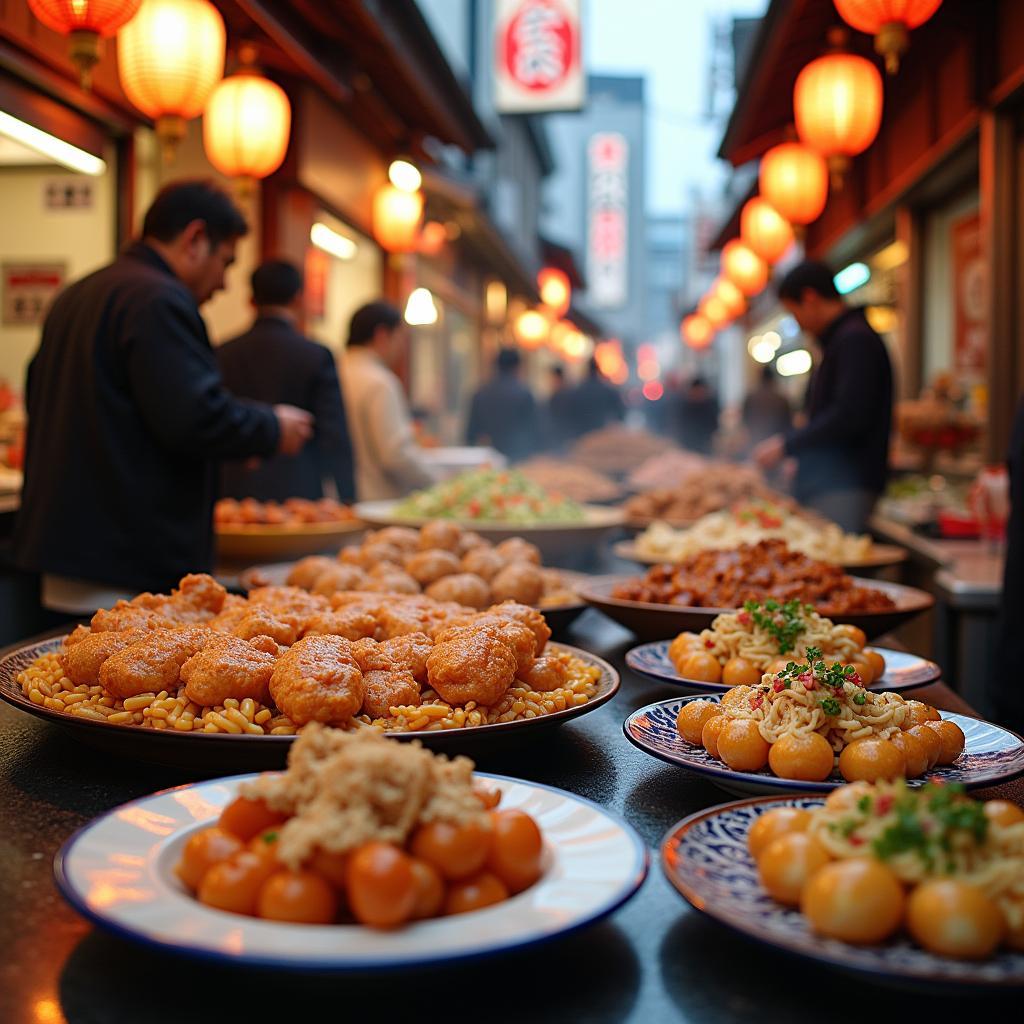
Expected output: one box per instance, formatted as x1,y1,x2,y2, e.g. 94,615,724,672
310,564,370,597
460,546,505,582
369,527,421,553
363,572,422,595
425,573,491,610
379,633,433,683
456,531,488,556
404,550,461,587
269,634,365,726
436,616,536,675
362,669,421,718
484,601,551,653
419,520,464,552
247,586,329,620
90,602,175,633
495,537,541,565
490,563,544,605
286,556,336,591
426,629,517,706
181,634,278,706
132,573,228,624
301,607,380,641
62,627,149,687
518,654,570,692
231,607,301,647
99,627,220,699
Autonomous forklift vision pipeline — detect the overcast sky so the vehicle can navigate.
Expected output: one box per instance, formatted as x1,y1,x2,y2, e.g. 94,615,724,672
586,0,768,214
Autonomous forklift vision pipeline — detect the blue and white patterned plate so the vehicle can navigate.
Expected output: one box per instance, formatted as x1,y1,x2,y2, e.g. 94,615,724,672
624,695,1024,797
54,772,648,970
625,641,940,694
662,794,1024,988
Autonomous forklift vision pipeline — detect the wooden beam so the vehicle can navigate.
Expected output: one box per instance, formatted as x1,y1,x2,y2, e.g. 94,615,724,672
894,204,923,401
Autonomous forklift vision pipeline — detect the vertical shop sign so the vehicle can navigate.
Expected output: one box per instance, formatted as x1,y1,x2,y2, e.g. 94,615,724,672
587,132,628,309
2,263,65,326
951,211,986,373
495,0,584,112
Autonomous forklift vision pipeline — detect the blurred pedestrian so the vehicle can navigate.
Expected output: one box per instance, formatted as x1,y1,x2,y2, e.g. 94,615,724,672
14,179,312,609
466,348,539,462
753,261,893,533
570,357,625,437
743,363,792,449
217,259,355,503
674,375,720,455
340,301,438,501
544,364,576,451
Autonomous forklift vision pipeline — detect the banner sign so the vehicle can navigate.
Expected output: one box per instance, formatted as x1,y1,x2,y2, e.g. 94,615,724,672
587,132,628,309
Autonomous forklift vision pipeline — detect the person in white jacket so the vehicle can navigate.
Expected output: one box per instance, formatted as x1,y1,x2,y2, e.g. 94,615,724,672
339,301,438,501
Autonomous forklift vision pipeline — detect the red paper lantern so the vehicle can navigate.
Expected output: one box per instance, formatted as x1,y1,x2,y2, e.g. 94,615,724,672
28,0,142,87
759,142,829,227
372,184,424,253
538,267,571,318
721,240,768,297
834,0,943,73
740,197,794,265
794,44,883,186
681,315,713,350
712,277,747,318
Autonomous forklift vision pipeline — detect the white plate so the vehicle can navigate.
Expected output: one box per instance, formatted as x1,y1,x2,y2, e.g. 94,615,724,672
55,773,648,970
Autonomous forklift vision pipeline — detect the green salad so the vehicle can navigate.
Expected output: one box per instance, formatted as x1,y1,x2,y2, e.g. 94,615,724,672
394,469,586,523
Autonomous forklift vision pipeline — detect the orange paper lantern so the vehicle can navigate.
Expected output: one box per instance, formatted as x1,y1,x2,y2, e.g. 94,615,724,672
681,315,713,350
721,240,769,297
28,0,142,87
759,142,829,227
538,267,571,318
699,294,731,329
740,197,795,265
794,44,883,185
372,184,424,253
514,310,550,350
713,277,747,318
203,60,290,184
118,0,225,162
834,0,942,73
418,221,447,256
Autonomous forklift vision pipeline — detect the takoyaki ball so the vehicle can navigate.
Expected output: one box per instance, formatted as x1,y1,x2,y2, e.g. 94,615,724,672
286,556,336,591
404,549,462,586
310,564,370,597
418,520,463,552
425,573,491,610
456,530,489,556
363,571,422,595
371,527,421,553
494,537,541,566
460,546,505,582
490,562,544,605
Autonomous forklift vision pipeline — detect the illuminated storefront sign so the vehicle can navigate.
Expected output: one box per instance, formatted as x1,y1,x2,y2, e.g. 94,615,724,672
587,132,628,309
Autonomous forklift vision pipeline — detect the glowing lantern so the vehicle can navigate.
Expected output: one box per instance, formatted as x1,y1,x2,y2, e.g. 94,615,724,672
721,240,768,297
418,221,447,256
759,142,829,226
538,267,571,318
28,0,142,88
699,294,731,329
681,315,713,350
203,48,290,188
712,277,747,319
794,35,884,187
740,197,794,265
118,0,225,162
372,185,424,253
834,0,942,73
514,310,549,350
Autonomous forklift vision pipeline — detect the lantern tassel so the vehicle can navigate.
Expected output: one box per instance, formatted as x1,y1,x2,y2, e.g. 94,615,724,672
68,30,102,90
875,22,909,75
156,115,187,165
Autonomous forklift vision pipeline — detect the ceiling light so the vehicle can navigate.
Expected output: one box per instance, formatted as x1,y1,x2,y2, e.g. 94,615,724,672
0,110,105,175
310,222,357,260
833,261,870,295
405,287,438,326
750,339,777,364
388,158,422,193
777,348,813,376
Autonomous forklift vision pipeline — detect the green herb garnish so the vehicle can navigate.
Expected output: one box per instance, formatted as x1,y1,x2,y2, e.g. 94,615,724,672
744,599,808,655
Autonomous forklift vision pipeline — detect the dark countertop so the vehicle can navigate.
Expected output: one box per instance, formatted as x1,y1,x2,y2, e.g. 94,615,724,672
1,610,1022,1024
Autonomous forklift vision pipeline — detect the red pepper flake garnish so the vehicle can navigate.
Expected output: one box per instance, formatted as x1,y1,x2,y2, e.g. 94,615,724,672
737,611,751,626
772,680,784,693
750,695,764,710
848,673,861,686
875,794,894,815
705,639,715,649
849,835,865,846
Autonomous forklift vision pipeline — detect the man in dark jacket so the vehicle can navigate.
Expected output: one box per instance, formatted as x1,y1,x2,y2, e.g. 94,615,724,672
753,261,892,532
14,180,313,610
217,260,354,502
465,348,539,462
569,357,626,437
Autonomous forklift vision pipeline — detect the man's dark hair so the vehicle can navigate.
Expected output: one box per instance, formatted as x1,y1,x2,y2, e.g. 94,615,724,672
142,179,248,247
251,260,303,307
777,260,841,302
496,347,521,372
551,365,565,381
348,301,402,347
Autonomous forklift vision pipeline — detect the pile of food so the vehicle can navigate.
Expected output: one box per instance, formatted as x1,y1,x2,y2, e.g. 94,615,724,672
625,450,707,493
393,469,584,524
175,726,545,927
623,465,794,525
280,521,577,610
215,498,355,526
517,457,621,503
17,573,601,736
633,502,873,564
611,539,896,614
569,426,676,477
675,656,963,783
669,601,884,685
748,781,1024,957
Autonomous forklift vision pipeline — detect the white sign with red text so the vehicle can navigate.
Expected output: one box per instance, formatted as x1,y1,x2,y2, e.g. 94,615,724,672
587,132,629,309
494,0,585,113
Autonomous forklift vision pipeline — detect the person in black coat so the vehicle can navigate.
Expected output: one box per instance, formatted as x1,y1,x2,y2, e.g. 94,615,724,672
568,357,626,437
13,180,313,608
465,348,539,462
217,260,355,502
754,261,893,532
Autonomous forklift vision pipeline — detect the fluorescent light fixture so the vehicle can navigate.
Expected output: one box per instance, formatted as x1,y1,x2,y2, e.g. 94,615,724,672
750,339,777,364
405,287,438,326
310,222,357,260
388,159,422,193
0,110,105,176
776,348,813,376
833,262,870,295
871,240,908,272
762,330,782,351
